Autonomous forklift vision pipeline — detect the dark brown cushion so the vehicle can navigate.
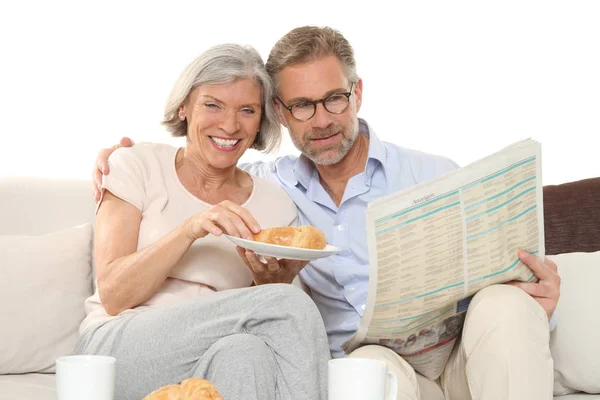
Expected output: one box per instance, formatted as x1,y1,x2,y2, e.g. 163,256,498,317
543,178,600,255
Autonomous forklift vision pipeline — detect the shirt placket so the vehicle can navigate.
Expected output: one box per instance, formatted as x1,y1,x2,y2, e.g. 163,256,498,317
331,206,363,315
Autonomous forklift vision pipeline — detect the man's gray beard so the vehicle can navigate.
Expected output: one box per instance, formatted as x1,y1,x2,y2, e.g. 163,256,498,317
290,116,360,166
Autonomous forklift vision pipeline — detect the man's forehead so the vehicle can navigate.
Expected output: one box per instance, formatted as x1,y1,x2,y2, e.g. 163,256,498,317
278,56,348,100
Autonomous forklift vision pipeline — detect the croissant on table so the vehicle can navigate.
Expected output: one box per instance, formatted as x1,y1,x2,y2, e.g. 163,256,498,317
143,378,223,400
253,225,327,250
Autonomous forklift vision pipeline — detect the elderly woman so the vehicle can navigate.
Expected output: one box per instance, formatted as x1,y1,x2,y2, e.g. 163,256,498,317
75,44,329,400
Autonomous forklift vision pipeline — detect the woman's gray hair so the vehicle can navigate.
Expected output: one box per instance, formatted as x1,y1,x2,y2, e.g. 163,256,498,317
163,44,281,153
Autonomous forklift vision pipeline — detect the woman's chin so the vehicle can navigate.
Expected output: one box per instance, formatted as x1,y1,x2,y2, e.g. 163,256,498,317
206,155,242,170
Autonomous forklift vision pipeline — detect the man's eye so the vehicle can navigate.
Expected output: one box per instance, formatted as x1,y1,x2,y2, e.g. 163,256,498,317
293,102,313,110
326,94,346,103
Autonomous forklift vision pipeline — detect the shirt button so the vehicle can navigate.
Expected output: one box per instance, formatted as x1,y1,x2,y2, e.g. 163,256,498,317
347,287,355,292
337,225,344,231
361,304,366,310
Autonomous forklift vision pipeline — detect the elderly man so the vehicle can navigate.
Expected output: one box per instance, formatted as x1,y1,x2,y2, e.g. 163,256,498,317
92,26,560,400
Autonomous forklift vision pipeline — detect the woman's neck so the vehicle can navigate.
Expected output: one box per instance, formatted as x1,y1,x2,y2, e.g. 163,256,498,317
175,148,240,193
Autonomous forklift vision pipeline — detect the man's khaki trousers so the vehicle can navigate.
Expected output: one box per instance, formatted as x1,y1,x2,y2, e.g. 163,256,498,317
349,285,553,400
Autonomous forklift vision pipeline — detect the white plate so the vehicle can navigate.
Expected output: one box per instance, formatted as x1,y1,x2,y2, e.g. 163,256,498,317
225,235,341,261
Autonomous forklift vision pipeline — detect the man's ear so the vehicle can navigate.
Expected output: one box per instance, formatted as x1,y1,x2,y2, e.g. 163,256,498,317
354,78,363,113
274,98,288,127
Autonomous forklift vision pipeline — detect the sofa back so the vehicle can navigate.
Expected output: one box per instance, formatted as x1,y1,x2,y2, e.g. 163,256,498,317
1,176,599,254
0,177,96,236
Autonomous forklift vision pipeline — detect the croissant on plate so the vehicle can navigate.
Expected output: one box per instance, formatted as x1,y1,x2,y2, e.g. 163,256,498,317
252,226,327,250
143,378,223,400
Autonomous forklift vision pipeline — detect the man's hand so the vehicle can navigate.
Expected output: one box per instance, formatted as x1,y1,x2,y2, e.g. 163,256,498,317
507,250,561,319
236,246,309,285
92,137,135,202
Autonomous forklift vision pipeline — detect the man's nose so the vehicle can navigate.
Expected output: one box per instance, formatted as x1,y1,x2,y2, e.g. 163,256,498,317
311,102,333,129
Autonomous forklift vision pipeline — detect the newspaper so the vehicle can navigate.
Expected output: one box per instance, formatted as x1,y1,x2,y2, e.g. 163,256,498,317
342,139,545,380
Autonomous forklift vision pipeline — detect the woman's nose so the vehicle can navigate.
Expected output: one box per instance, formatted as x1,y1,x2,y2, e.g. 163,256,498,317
219,109,240,134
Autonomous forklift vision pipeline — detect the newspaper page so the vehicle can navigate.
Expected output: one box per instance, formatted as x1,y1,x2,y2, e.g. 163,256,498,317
342,139,545,380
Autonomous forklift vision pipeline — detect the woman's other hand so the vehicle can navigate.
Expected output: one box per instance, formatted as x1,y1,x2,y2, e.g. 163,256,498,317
236,247,309,285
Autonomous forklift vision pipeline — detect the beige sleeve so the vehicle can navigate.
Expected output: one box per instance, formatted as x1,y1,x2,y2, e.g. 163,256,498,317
98,146,148,213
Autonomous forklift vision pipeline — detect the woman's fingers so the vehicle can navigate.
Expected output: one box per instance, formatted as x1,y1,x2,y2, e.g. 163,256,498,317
210,211,242,238
264,256,281,273
244,249,266,274
220,201,261,234
211,206,255,239
189,200,260,240
200,219,223,237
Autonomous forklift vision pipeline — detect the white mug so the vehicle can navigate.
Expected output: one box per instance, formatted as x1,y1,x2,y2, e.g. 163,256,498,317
328,358,398,400
56,355,116,400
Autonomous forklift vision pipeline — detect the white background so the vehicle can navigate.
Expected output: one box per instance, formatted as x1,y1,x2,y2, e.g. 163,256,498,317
1,0,598,185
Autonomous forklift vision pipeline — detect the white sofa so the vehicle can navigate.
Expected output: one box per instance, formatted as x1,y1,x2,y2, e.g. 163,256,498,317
1,176,599,400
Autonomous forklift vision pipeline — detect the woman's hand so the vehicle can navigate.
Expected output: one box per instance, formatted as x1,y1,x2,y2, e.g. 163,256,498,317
236,247,309,285
186,201,261,241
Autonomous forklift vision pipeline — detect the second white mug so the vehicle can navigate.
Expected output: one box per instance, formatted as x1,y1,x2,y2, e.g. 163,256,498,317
55,355,116,400
328,357,398,400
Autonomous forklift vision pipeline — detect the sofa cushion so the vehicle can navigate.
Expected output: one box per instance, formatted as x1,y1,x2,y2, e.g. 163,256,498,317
0,373,56,400
544,178,600,255
549,251,600,395
0,223,93,374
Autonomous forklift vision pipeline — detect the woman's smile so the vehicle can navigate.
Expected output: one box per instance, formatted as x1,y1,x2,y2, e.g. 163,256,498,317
209,136,242,152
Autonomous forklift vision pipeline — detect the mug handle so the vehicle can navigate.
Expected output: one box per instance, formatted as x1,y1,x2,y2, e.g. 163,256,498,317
386,370,398,400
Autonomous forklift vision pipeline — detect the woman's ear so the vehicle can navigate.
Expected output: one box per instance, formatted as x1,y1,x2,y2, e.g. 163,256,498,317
178,106,186,121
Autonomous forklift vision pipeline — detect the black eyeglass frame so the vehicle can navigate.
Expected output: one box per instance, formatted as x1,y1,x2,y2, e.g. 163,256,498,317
276,82,355,122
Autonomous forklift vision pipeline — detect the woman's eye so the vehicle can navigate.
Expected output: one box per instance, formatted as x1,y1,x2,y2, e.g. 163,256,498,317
205,103,220,110
241,108,255,114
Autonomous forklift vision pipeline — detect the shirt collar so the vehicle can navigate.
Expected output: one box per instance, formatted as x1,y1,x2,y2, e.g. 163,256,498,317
359,118,387,182
281,118,388,188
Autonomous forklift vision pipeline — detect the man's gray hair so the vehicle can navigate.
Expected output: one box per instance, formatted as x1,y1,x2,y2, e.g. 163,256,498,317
266,26,359,96
163,44,281,153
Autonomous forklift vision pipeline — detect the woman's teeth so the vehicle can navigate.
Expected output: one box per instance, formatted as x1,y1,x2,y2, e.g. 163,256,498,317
210,137,240,148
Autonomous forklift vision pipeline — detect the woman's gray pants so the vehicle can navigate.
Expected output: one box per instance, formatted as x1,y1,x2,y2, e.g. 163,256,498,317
75,284,330,400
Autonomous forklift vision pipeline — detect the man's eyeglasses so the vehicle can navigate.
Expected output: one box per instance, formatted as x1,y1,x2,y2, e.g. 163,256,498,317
277,82,355,122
